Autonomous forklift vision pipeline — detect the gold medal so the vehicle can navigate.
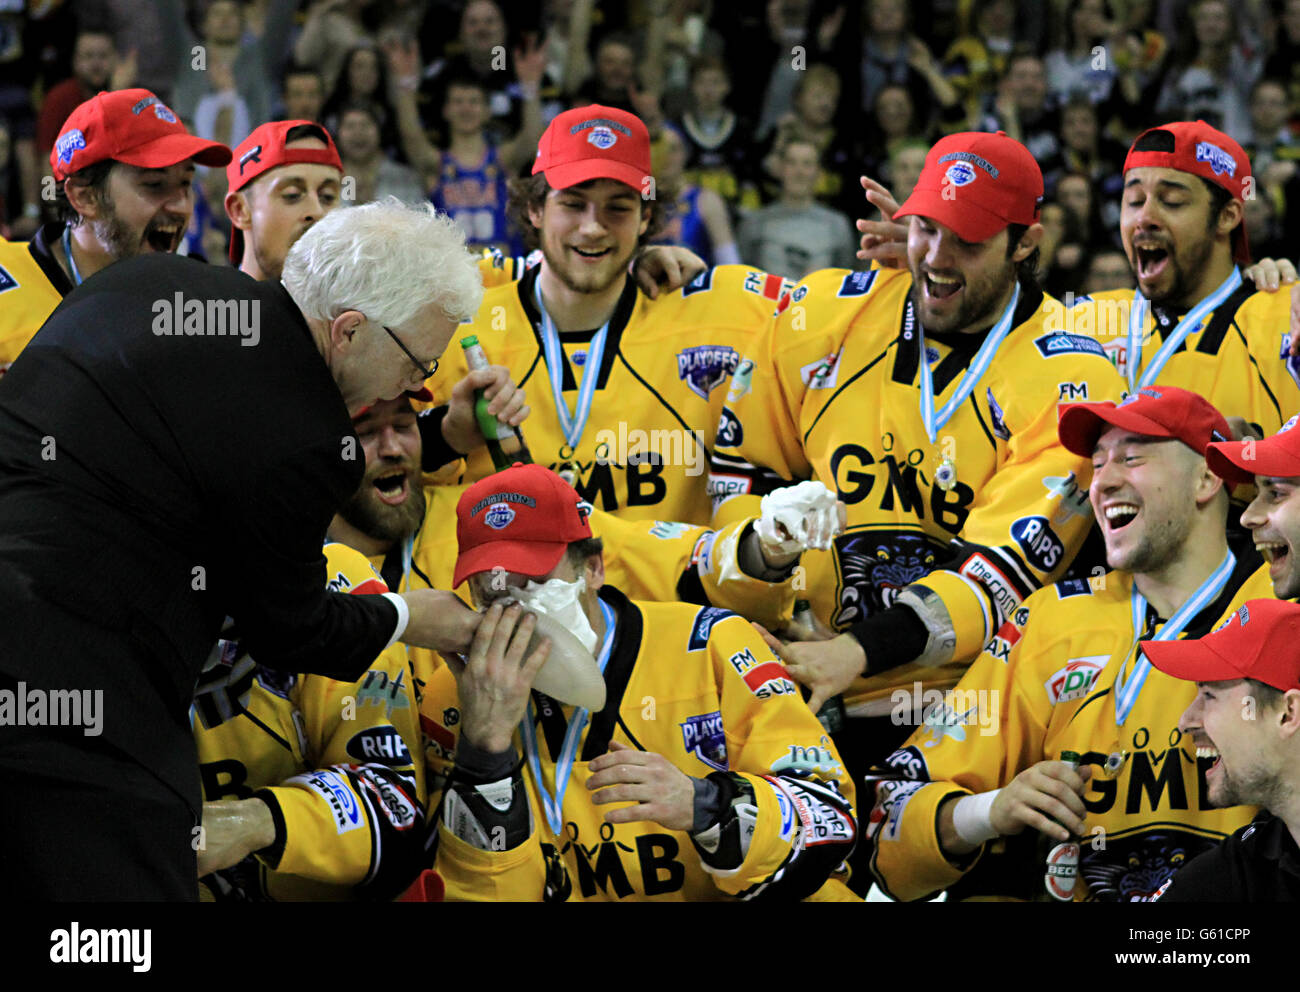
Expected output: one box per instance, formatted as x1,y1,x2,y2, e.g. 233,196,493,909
935,456,957,491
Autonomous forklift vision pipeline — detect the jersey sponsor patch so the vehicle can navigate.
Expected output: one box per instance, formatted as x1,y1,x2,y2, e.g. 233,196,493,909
985,387,1011,441
1010,515,1065,571
346,727,413,766
1056,576,1092,598
679,710,728,771
837,269,877,297
1043,472,1092,521
0,264,17,294
770,741,842,777
706,473,751,505
1281,335,1300,390
1033,332,1107,359
875,779,925,842
688,606,734,651
959,553,1022,625
765,777,798,842
682,267,715,296
727,647,797,699
798,349,842,389
726,358,755,402
1044,655,1107,704
357,767,419,830
882,745,929,781
676,344,740,399
743,270,790,301
291,770,364,835
716,407,743,448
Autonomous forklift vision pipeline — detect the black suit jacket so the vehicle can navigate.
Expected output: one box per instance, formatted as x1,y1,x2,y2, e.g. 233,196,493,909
0,253,398,811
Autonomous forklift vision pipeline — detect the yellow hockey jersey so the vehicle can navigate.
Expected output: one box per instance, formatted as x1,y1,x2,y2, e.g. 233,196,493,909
1065,283,1300,436
0,226,70,377
869,560,1269,902
422,587,858,901
193,543,426,901
711,267,1126,708
425,264,791,524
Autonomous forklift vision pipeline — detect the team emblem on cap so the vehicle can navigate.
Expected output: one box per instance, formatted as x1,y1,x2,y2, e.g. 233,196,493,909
1195,141,1236,178
484,503,516,530
131,94,178,123
587,126,617,150
55,129,86,165
945,162,976,187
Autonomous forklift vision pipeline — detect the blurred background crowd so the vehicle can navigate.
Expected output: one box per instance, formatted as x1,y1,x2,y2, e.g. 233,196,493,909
5,0,1300,290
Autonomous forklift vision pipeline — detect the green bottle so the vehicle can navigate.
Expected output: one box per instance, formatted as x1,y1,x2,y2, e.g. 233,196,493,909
1042,749,1083,901
460,335,533,472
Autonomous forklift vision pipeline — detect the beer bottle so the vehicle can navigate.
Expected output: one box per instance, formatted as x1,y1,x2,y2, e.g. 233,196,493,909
1041,749,1083,901
460,335,533,471
792,599,847,734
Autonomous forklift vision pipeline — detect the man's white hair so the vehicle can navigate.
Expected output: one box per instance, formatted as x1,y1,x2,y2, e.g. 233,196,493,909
281,197,484,328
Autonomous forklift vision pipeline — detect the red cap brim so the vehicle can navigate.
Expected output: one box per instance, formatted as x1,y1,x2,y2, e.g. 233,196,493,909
1142,638,1246,684
116,132,233,170
1057,403,1177,459
1207,437,1300,485
540,160,648,195
452,539,568,589
893,188,1009,243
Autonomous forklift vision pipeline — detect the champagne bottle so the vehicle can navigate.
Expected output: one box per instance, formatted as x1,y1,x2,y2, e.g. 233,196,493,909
1041,749,1083,901
460,335,533,471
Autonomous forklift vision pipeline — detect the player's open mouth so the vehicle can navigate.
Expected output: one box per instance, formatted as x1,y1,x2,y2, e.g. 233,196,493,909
143,222,182,253
1104,502,1140,531
924,271,962,300
1257,539,1291,574
572,246,612,261
1196,743,1221,775
373,470,409,507
1134,245,1169,281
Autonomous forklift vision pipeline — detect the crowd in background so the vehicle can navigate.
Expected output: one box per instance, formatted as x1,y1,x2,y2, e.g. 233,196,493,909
4,0,1300,289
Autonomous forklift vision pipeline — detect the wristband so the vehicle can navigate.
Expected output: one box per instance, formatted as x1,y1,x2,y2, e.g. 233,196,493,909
952,789,1001,846
382,592,409,647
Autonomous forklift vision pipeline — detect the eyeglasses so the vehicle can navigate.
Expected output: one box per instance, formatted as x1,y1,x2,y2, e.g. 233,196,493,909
382,323,438,382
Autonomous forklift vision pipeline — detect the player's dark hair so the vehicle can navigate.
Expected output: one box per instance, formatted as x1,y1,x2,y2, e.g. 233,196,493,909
1247,678,1286,710
53,159,116,227
281,61,323,91
505,173,666,253
1004,222,1040,281
565,536,605,567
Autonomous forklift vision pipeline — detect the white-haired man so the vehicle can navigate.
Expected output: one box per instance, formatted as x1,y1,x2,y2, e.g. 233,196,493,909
0,199,499,900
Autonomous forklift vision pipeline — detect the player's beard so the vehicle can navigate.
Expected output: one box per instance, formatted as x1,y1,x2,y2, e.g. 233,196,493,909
336,467,427,545
1105,504,1193,574
541,236,636,296
910,257,1018,335
88,191,184,260
1130,228,1215,310
1207,753,1278,809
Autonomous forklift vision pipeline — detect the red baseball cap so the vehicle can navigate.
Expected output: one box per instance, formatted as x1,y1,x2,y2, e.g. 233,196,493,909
1124,121,1252,264
893,130,1043,242
1058,385,1249,483
50,88,231,181
226,120,343,262
532,104,651,192
1143,598,1300,692
453,464,594,587
1207,413,1300,483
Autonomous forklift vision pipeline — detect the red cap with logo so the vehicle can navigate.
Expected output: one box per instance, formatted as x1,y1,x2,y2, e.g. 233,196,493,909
1124,120,1252,264
892,130,1043,243
226,120,343,262
50,88,231,181
1143,598,1300,692
1206,413,1300,483
532,104,651,192
1058,385,1248,484
453,463,594,588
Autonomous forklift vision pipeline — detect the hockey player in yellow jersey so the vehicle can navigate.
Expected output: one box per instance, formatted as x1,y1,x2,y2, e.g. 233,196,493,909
870,387,1265,901
0,88,230,377
424,104,788,525
1059,121,1300,444
420,464,857,901
712,131,1126,723
193,543,426,901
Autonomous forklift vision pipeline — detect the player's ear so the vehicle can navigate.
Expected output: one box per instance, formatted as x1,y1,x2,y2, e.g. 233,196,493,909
1010,221,1045,263
1215,197,1244,241
224,190,252,233
330,310,365,352
585,552,605,592
64,170,108,220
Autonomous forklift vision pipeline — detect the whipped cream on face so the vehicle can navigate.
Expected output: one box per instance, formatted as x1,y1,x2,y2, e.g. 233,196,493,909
509,576,598,654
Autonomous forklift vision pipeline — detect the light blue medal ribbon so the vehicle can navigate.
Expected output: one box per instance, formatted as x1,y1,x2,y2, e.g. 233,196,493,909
519,598,618,837
60,225,83,286
534,279,611,450
1114,548,1235,726
1126,267,1242,391
916,282,1020,445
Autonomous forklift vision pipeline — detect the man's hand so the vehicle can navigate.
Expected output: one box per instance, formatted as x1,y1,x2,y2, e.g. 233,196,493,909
632,246,708,298
443,601,550,753
856,176,908,267
197,798,276,876
587,740,695,831
754,624,864,712
441,367,529,454
990,759,1091,841
755,480,846,568
400,587,484,655
1242,256,1298,292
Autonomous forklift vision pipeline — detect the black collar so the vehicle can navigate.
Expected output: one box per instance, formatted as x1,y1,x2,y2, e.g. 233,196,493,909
29,222,75,297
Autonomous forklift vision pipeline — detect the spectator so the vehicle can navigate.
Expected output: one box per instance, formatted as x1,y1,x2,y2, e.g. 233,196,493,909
650,124,738,267
1156,0,1262,139
1145,598,1300,902
883,137,927,204
674,54,760,214
1243,188,1288,263
279,65,327,123
1265,0,1300,120
762,63,857,215
1051,96,1126,232
293,0,378,95
1054,171,1114,253
335,102,426,208
942,0,1019,123
36,30,133,167
572,32,643,118
853,0,937,116
322,45,401,159
1043,0,1119,105
1083,248,1136,293
645,0,727,119
860,83,930,180
980,54,1062,181
738,135,858,279
1036,199,1087,298
418,0,523,146
751,0,818,140
80,0,184,100
1245,78,1300,186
